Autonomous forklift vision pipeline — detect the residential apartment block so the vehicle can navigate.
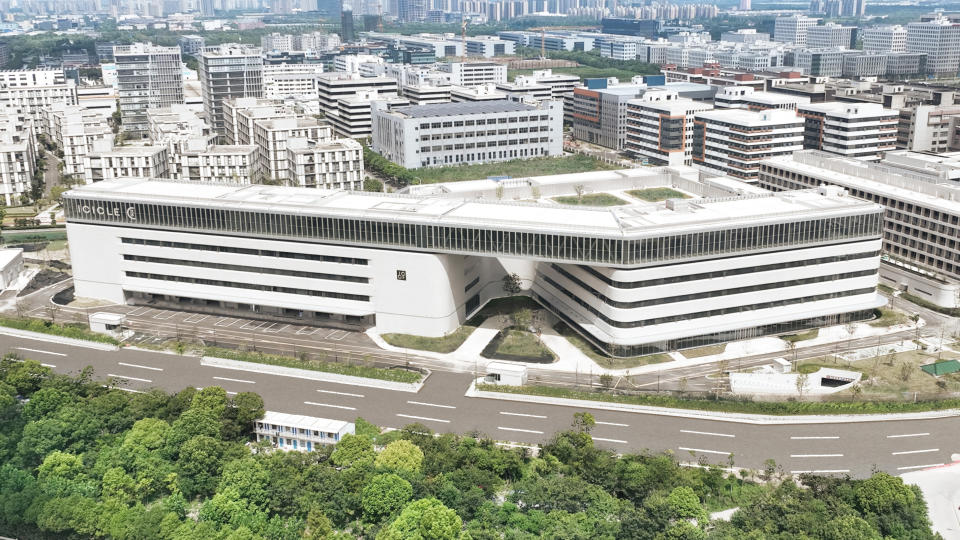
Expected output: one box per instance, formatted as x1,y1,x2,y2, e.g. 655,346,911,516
83,143,169,183
0,113,37,205
625,90,713,167
692,108,804,182
199,45,263,138
286,137,364,190
798,102,899,161
114,44,184,139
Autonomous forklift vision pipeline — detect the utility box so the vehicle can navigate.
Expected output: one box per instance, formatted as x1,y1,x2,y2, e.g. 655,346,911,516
89,312,125,336
484,361,528,386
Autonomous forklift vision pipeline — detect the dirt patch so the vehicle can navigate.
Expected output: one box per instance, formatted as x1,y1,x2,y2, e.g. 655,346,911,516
25,259,70,271
18,269,70,297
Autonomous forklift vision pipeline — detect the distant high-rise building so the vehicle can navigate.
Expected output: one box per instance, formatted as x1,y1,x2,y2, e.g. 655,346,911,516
198,44,263,138
863,25,907,53
114,43,184,139
774,15,818,46
398,0,426,22
907,15,960,75
738,0,750,10
200,0,214,16
807,23,857,48
341,2,356,42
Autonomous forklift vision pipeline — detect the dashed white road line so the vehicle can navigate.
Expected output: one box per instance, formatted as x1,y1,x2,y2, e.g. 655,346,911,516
397,413,450,423
499,426,544,434
593,437,628,444
790,454,844,458
897,463,944,471
118,362,164,372
17,347,67,356
680,429,736,438
679,447,731,456
407,400,456,409
891,448,939,455
500,411,547,419
107,374,153,383
595,421,629,427
318,389,365,398
887,433,930,439
226,391,238,396
212,376,256,384
304,401,357,411
791,469,850,474
790,436,840,440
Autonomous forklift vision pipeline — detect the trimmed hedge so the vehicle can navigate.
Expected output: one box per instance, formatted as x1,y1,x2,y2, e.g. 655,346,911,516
477,383,960,415
901,292,960,317
204,347,422,384
0,317,120,345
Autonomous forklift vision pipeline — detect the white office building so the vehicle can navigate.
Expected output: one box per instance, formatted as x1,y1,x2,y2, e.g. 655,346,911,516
0,69,78,130
371,100,562,169
692,108,804,182
0,113,37,206
316,73,398,120
774,15,818,46
906,16,960,75
863,25,907,53
43,104,115,179
262,64,325,99
798,102,899,161
806,23,856,48
714,86,809,111
625,90,713,167
438,62,507,86
64,169,885,356
759,150,960,308
286,137,364,190
199,45,264,137
253,117,334,182
114,44,184,139
83,143,169,183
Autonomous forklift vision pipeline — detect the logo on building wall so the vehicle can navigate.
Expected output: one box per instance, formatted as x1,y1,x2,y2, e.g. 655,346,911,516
125,207,137,221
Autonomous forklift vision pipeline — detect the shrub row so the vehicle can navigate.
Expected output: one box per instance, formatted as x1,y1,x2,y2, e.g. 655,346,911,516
0,317,120,345
204,346,423,384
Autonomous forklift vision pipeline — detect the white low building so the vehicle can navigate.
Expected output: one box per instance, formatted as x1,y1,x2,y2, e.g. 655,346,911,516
0,248,24,290
254,411,354,452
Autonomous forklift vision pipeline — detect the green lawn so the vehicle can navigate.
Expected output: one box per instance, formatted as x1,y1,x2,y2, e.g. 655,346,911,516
381,326,477,354
482,329,555,362
2,230,67,243
412,155,619,184
626,188,691,202
552,193,628,206
783,329,820,343
554,322,672,369
681,344,727,359
869,308,911,328
466,296,543,326
3,206,39,217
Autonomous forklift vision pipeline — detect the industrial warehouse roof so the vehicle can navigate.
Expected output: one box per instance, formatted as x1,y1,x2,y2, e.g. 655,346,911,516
65,169,881,238
390,99,537,118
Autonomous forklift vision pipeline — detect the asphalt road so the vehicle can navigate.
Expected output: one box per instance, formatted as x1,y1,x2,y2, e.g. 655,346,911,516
5,334,959,478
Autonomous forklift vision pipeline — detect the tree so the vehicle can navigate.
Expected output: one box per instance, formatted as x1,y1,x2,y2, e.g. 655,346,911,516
363,177,384,192
574,184,585,201
495,184,504,200
177,435,226,498
822,515,882,540
599,374,614,388
302,508,333,539
511,307,532,330
375,439,424,474
571,412,595,433
795,372,809,398
854,472,916,516
666,486,707,526
330,434,375,468
362,473,413,522
501,273,522,296
377,498,462,540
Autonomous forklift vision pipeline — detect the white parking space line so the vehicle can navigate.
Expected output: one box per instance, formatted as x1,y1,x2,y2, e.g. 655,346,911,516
593,437,628,444
296,326,320,335
887,433,930,439
897,463,944,471
214,317,239,327
320,329,339,339
679,447,731,456
107,374,153,383
791,469,850,474
596,421,629,427
240,320,268,330
118,362,164,372
397,413,450,423
183,314,209,324
680,429,736,438
407,400,456,409
304,401,356,411
790,454,844,458
500,411,547,419
891,448,939,455
17,347,67,357
328,330,349,341
213,376,256,384
790,436,840,440
152,311,177,320
128,307,151,316
318,389,365,398
263,323,289,334
499,426,543,434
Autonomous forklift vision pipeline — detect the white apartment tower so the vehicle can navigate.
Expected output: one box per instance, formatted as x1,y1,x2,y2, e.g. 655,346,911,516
774,15,818,46
906,16,960,75
863,25,907,53
625,90,713,167
199,45,264,138
806,23,857,48
798,102,898,161
114,44,184,139
692,108,804,182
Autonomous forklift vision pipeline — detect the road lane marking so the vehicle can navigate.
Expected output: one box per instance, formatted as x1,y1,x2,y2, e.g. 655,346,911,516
17,347,67,356
679,447,731,456
593,437,628,444
318,389,365,398
887,433,930,439
397,413,450,423
118,362,164,372
496,442,539,450
790,436,839,440
407,401,456,409
304,401,356,411
106,386,144,394
498,426,544,434
500,411,547,419
212,376,255,384
891,448,939,455
40,363,56,368
680,429,735,438
596,421,629,427
790,454,844,458
226,391,238,396
897,463,944,471
107,374,153,383
791,469,850,474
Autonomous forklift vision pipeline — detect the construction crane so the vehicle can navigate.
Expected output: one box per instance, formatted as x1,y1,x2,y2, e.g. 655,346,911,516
460,18,469,63
377,1,383,32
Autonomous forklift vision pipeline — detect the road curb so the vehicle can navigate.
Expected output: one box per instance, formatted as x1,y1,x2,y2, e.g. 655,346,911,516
465,382,960,425
201,356,426,393
0,326,119,351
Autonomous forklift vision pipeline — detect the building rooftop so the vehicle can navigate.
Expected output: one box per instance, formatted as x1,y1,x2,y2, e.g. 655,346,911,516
390,99,536,118
259,411,353,434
